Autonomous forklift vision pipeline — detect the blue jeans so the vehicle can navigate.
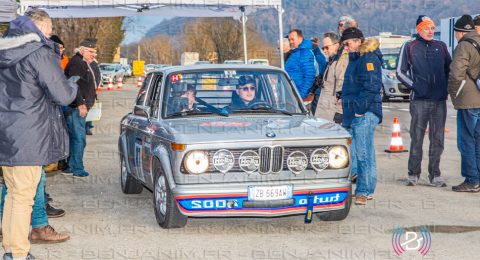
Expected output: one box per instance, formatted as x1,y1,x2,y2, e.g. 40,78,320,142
457,109,480,185
65,107,87,175
349,112,380,196
1,169,48,228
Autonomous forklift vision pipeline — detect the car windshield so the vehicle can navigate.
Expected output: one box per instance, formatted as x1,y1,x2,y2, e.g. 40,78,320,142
382,54,399,70
163,70,305,118
100,64,116,71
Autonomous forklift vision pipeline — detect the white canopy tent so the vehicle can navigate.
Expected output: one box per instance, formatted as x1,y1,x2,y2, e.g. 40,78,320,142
18,0,286,68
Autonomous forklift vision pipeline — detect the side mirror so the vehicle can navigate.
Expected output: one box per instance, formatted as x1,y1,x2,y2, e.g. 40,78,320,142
133,105,150,118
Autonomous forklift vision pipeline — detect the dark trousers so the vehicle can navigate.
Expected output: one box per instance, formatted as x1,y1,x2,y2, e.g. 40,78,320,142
408,100,446,180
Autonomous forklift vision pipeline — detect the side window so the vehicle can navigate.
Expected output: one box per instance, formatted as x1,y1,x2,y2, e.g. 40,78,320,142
135,74,153,106
146,73,163,117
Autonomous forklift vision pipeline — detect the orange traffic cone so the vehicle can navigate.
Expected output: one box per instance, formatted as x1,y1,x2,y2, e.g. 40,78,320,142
137,77,143,88
96,86,102,93
116,78,123,89
385,117,408,153
107,78,113,91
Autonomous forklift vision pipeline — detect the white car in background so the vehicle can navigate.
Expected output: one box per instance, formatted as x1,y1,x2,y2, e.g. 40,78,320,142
248,59,269,65
99,63,125,85
224,60,244,64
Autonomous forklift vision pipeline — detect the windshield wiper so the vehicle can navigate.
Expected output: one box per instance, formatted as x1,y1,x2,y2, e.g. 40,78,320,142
168,110,228,118
232,107,294,116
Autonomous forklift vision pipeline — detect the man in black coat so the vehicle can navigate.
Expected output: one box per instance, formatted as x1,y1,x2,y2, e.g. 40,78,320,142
0,9,77,259
63,38,98,178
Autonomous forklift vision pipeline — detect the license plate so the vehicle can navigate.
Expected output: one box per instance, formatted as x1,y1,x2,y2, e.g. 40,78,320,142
248,185,293,201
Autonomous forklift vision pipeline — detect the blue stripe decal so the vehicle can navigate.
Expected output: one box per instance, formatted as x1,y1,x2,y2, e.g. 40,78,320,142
178,191,348,211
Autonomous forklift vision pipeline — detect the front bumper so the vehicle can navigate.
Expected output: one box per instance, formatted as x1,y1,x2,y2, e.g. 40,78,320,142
384,82,411,97
173,178,350,217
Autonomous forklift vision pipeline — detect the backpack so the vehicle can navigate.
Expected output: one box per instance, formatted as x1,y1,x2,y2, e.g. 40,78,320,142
460,38,480,90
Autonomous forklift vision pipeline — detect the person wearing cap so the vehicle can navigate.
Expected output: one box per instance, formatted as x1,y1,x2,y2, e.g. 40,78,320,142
50,35,68,71
225,76,258,111
63,38,98,178
474,15,480,34
396,15,451,187
0,9,77,260
340,28,383,205
447,15,480,192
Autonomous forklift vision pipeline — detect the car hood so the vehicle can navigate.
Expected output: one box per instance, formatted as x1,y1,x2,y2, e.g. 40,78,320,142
158,115,349,144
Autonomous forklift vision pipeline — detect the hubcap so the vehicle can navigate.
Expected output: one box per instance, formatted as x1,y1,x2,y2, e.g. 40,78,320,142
155,175,167,215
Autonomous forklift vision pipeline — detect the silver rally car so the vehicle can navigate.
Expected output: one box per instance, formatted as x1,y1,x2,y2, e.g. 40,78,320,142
118,64,352,228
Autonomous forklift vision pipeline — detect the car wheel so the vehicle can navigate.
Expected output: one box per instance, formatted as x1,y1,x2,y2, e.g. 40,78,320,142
316,186,352,221
381,86,389,102
153,163,187,229
120,156,143,194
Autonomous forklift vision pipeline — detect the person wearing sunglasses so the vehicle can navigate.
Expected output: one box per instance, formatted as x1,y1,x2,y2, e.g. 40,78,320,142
314,32,345,125
340,28,383,205
397,16,451,188
226,76,258,111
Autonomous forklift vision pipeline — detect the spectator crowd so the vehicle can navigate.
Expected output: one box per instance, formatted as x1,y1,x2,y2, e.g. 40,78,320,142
0,7,480,260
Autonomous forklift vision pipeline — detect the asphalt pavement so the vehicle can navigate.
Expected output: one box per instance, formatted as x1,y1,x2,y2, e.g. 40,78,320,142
1,79,479,260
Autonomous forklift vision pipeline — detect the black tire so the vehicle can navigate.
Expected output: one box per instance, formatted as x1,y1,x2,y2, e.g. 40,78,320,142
153,162,187,229
316,186,352,221
120,156,143,194
381,86,389,102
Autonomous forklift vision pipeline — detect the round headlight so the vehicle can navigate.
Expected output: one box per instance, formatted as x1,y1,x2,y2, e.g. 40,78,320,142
239,150,260,173
212,149,235,173
328,146,349,169
184,151,209,174
310,148,329,172
287,151,308,174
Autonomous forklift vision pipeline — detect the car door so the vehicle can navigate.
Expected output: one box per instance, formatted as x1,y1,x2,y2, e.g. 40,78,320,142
126,73,154,180
134,73,163,185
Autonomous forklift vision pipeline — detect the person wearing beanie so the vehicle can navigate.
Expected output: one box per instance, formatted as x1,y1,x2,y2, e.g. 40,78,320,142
447,15,480,192
340,27,383,205
396,15,452,187
50,35,69,71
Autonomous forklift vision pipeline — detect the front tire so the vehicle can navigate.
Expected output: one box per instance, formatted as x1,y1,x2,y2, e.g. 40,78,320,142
316,186,352,221
153,163,187,229
120,156,143,194
381,86,390,102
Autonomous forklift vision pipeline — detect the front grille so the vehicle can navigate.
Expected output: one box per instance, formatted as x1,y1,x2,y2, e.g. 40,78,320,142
181,146,335,174
258,146,284,174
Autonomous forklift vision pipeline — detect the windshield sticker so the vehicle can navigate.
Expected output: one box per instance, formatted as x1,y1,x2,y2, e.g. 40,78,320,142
200,122,251,127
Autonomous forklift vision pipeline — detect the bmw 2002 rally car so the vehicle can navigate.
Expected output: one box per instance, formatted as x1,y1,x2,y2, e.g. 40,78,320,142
118,64,352,228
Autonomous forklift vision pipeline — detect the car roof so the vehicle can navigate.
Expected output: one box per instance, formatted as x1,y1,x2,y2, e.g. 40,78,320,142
148,64,284,74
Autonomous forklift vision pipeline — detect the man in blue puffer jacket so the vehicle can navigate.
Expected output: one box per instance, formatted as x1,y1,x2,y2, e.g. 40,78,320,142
341,28,383,205
285,29,316,99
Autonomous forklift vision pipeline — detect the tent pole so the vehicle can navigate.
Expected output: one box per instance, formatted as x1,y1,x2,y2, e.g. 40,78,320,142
240,6,248,64
277,3,285,69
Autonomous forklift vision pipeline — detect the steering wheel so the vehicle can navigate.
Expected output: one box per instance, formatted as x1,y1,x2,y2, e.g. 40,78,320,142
247,101,272,109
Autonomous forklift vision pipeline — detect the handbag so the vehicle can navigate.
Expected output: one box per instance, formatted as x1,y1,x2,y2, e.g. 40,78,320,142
86,102,102,122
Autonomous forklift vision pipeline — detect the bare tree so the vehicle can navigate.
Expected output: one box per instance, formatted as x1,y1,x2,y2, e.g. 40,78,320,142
52,17,124,63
